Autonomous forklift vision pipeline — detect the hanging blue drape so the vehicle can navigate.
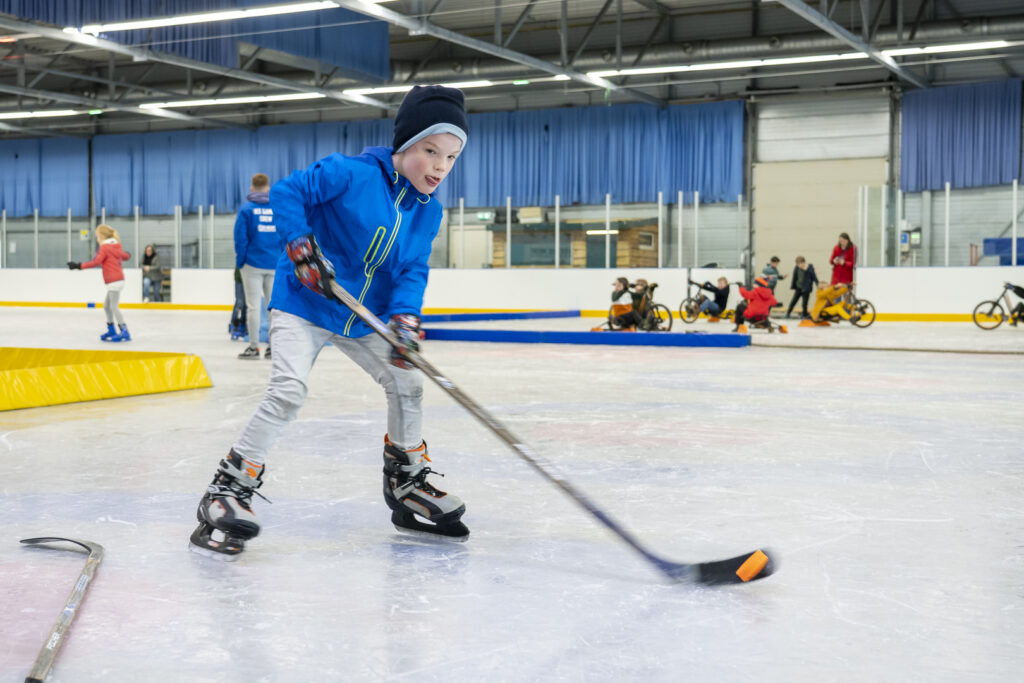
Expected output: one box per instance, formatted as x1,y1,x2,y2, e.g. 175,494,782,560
0,1,388,79
901,79,1022,192
434,100,743,207
0,137,89,216
88,100,746,215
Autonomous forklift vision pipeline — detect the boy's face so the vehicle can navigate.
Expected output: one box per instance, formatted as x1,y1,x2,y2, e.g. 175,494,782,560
394,132,463,195
717,278,728,288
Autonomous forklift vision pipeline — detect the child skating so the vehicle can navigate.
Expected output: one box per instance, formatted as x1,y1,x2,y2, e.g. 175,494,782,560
189,85,470,560
68,224,132,342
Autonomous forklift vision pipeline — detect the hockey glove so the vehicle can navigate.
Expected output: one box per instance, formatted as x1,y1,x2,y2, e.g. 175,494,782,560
67,261,81,270
286,234,337,301
389,314,421,369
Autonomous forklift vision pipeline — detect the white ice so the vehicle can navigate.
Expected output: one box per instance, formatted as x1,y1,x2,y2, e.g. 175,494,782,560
1,307,1023,682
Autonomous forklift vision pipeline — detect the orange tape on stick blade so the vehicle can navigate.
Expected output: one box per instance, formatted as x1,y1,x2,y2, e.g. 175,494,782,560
735,550,770,582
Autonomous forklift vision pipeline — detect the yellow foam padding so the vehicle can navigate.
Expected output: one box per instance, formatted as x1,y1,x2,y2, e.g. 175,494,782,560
0,347,212,411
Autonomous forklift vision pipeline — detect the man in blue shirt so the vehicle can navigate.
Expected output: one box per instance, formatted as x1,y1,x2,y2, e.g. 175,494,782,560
234,172,281,359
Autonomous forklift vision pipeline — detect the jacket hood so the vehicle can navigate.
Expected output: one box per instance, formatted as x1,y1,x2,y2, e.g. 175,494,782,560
247,191,270,204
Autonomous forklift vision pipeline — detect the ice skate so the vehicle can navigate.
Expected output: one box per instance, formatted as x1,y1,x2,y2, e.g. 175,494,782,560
189,450,265,560
100,323,117,341
383,436,468,542
238,344,261,359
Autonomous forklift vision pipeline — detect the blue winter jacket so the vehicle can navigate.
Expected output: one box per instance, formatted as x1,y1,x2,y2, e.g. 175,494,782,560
268,146,443,338
234,191,283,269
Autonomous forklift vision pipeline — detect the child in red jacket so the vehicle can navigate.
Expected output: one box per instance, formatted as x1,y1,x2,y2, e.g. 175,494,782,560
68,224,132,342
733,276,778,333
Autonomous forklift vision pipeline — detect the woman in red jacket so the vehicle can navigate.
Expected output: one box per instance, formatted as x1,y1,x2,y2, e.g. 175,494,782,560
830,232,856,285
68,224,132,342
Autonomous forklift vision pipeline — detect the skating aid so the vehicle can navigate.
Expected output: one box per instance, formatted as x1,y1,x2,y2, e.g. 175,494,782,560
327,280,775,586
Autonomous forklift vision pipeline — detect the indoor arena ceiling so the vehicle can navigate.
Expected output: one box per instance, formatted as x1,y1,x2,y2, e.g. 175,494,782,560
1,0,1024,138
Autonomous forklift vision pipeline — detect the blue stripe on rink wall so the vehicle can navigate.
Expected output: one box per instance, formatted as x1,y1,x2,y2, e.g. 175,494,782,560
423,328,750,347
421,310,580,323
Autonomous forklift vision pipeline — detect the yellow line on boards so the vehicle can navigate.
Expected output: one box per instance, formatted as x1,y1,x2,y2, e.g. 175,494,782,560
0,303,979,321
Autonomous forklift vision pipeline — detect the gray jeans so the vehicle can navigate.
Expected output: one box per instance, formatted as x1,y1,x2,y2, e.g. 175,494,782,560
240,264,275,348
104,280,125,325
233,310,424,465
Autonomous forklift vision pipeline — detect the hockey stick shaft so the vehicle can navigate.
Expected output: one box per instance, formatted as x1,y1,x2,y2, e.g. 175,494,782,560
21,537,104,683
328,280,708,581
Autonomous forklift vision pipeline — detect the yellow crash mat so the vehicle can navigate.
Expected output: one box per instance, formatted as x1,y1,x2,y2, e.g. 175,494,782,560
0,347,212,411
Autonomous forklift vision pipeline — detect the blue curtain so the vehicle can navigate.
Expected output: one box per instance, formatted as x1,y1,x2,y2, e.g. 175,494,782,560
437,100,744,207
0,138,88,216
0,1,388,78
88,100,743,214
901,79,1022,192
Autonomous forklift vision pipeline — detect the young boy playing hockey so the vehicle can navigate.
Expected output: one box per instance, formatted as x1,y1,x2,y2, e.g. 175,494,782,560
190,85,470,560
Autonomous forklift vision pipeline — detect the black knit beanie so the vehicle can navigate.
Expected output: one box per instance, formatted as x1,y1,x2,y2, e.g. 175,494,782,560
392,85,468,153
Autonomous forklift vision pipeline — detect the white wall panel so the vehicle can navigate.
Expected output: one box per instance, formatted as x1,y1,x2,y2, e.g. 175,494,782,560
756,95,890,162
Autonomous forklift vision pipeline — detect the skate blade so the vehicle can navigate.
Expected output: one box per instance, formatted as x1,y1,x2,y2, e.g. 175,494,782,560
187,541,242,562
392,524,469,543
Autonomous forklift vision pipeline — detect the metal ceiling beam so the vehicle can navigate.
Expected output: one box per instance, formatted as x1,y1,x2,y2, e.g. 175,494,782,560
772,0,929,88
0,120,72,137
570,0,615,66
0,16,395,111
503,0,538,48
332,0,667,107
0,82,243,129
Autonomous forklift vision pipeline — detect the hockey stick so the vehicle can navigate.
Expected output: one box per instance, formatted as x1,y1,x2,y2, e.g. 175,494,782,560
328,279,774,585
20,537,105,683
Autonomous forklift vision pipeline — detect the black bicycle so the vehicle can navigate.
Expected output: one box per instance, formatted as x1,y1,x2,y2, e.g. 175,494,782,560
972,282,1024,330
608,282,673,331
679,279,736,324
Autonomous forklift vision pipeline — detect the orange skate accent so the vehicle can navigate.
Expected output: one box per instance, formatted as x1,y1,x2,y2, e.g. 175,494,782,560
708,317,721,323
735,324,748,334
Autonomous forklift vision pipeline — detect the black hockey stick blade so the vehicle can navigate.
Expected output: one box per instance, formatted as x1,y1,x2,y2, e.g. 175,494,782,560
327,279,776,586
679,548,775,585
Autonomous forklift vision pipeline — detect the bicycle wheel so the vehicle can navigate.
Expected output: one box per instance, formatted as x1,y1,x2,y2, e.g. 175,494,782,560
972,300,1005,330
850,299,875,328
650,303,673,331
678,298,700,324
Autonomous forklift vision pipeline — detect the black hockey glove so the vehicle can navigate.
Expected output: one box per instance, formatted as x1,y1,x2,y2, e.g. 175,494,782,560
67,261,81,270
389,314,421,369
286,234,337,301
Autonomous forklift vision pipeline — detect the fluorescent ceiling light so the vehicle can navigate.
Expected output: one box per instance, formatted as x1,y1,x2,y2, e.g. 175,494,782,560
139,92,326,109
66,1,343,35
921,40,1011,53
0,109,81,120
588,40,1013,79
586,229,619,235
343,80,493,96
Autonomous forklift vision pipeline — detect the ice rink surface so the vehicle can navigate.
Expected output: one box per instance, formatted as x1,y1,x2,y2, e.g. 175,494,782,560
1,307,1023,682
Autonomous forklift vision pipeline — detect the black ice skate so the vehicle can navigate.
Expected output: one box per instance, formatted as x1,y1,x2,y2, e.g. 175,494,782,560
189,450,266,561
383,437,468,542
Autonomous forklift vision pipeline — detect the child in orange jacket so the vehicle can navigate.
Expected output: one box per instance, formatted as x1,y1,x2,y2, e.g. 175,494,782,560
733,276,777,333
68,224,132,342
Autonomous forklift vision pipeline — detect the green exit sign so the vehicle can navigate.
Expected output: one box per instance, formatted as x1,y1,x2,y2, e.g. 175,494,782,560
476,211,494,221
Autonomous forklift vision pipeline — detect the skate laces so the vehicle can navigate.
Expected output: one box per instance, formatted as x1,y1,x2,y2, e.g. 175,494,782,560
215,455,273,504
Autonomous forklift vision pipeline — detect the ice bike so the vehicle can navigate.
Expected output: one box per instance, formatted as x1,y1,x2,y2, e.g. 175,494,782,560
606,282,673,331
972,282,1024,330
678,280,736,324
